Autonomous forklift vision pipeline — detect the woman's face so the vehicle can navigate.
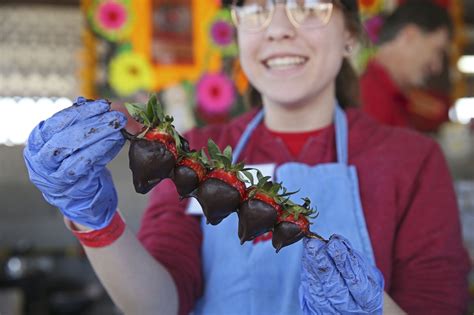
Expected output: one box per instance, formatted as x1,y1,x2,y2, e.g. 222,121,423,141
237,1,352,108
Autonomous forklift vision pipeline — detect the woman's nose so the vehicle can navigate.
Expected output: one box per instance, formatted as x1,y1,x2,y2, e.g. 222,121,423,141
265,4,296,41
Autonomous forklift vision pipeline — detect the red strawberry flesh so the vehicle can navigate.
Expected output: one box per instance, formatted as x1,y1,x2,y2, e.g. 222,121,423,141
205,169,246,199
144,130,178,158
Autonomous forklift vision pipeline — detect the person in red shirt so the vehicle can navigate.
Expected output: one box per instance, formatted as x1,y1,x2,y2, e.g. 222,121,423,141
360,1,453,129
23,0,470,314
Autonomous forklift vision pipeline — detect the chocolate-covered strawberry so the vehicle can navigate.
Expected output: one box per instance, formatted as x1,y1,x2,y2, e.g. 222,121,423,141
172,149,209,198
238,172,295,244
122,94,182,194
272,198,322,252
193,139,247,225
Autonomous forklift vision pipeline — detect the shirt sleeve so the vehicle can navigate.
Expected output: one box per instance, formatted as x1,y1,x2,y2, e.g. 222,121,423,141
137,179,203,315
390,142,471,314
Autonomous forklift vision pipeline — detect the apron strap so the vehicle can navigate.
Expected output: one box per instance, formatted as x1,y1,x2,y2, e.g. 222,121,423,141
335,105,348,165
232,109,265,164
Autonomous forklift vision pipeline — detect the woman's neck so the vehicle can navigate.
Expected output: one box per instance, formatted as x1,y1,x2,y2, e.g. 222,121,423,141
262,87,336,132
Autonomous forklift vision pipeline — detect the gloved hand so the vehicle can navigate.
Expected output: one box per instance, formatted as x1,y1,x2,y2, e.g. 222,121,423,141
23,97,127,230
300,235,384,315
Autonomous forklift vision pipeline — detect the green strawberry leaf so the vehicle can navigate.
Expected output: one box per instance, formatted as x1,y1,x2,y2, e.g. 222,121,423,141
207,139,221,160
124,102,150,125
147,93,163,125
142,112,152,126
241,170,255,185
280,189,299,197
223,145,233,161
217,153,232,169
270,182,282,194
200,148,209,164
172,130,181,151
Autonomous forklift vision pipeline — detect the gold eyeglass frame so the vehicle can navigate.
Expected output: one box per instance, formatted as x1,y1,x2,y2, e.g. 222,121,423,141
230,0,335,33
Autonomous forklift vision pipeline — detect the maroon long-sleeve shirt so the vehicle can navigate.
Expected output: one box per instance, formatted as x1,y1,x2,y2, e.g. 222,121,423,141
137,108,470,315
361,60,411,127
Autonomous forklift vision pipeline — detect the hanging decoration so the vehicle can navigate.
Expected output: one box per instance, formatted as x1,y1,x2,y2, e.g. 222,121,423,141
209,9,239,57
196,72,236,115
109,51,153,96
88,0,133,42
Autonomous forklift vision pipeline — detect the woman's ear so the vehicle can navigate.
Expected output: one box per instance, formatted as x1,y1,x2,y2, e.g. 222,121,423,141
343,34,357,57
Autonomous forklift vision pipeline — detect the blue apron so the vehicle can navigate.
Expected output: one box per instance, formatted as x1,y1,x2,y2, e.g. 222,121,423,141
192,105,375,315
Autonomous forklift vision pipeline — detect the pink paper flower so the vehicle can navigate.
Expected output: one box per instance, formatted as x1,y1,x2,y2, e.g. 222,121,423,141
210,20,235,47
365,16,384,44
196,73,235,114
97,0,127,30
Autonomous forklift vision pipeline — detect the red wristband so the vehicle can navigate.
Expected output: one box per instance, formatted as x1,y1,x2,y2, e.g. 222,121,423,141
65,212,126,248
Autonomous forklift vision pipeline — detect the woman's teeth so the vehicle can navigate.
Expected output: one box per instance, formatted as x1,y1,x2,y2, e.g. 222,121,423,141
265,56,307,69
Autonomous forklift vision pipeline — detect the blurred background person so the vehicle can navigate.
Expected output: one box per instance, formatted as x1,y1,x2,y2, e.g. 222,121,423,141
360,0,453,130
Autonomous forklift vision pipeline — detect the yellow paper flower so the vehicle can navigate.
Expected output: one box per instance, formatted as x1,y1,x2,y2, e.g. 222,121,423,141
109,52,152,96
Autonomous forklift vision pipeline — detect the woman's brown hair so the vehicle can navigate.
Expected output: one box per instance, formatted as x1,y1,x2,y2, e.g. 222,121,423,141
336,1,364,108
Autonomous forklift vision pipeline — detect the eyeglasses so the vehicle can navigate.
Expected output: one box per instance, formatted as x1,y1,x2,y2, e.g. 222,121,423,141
231,0,335,33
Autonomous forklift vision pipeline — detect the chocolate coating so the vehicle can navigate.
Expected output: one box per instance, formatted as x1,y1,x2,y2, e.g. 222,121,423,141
172,165,199,197
238,199,278,244
195,178,241,225
129,139,176,194
272,221,305,253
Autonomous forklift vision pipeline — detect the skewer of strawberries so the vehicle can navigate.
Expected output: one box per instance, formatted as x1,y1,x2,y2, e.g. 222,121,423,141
193,139,248,225
121,93,326,250
122,94,183,194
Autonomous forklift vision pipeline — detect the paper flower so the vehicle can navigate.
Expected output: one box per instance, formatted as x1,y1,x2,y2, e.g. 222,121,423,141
209,9,238,57
196,73,235,114
89,0,133,42
364,15,384,44
109,51,152,96
211,20,234,46
359,0,383,17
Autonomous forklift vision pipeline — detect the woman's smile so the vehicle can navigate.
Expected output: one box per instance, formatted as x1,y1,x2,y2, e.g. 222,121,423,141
261,53,309,77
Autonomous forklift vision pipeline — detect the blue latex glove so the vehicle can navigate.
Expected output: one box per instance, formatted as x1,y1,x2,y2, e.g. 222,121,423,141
300,234,384,315
23,97,127,230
